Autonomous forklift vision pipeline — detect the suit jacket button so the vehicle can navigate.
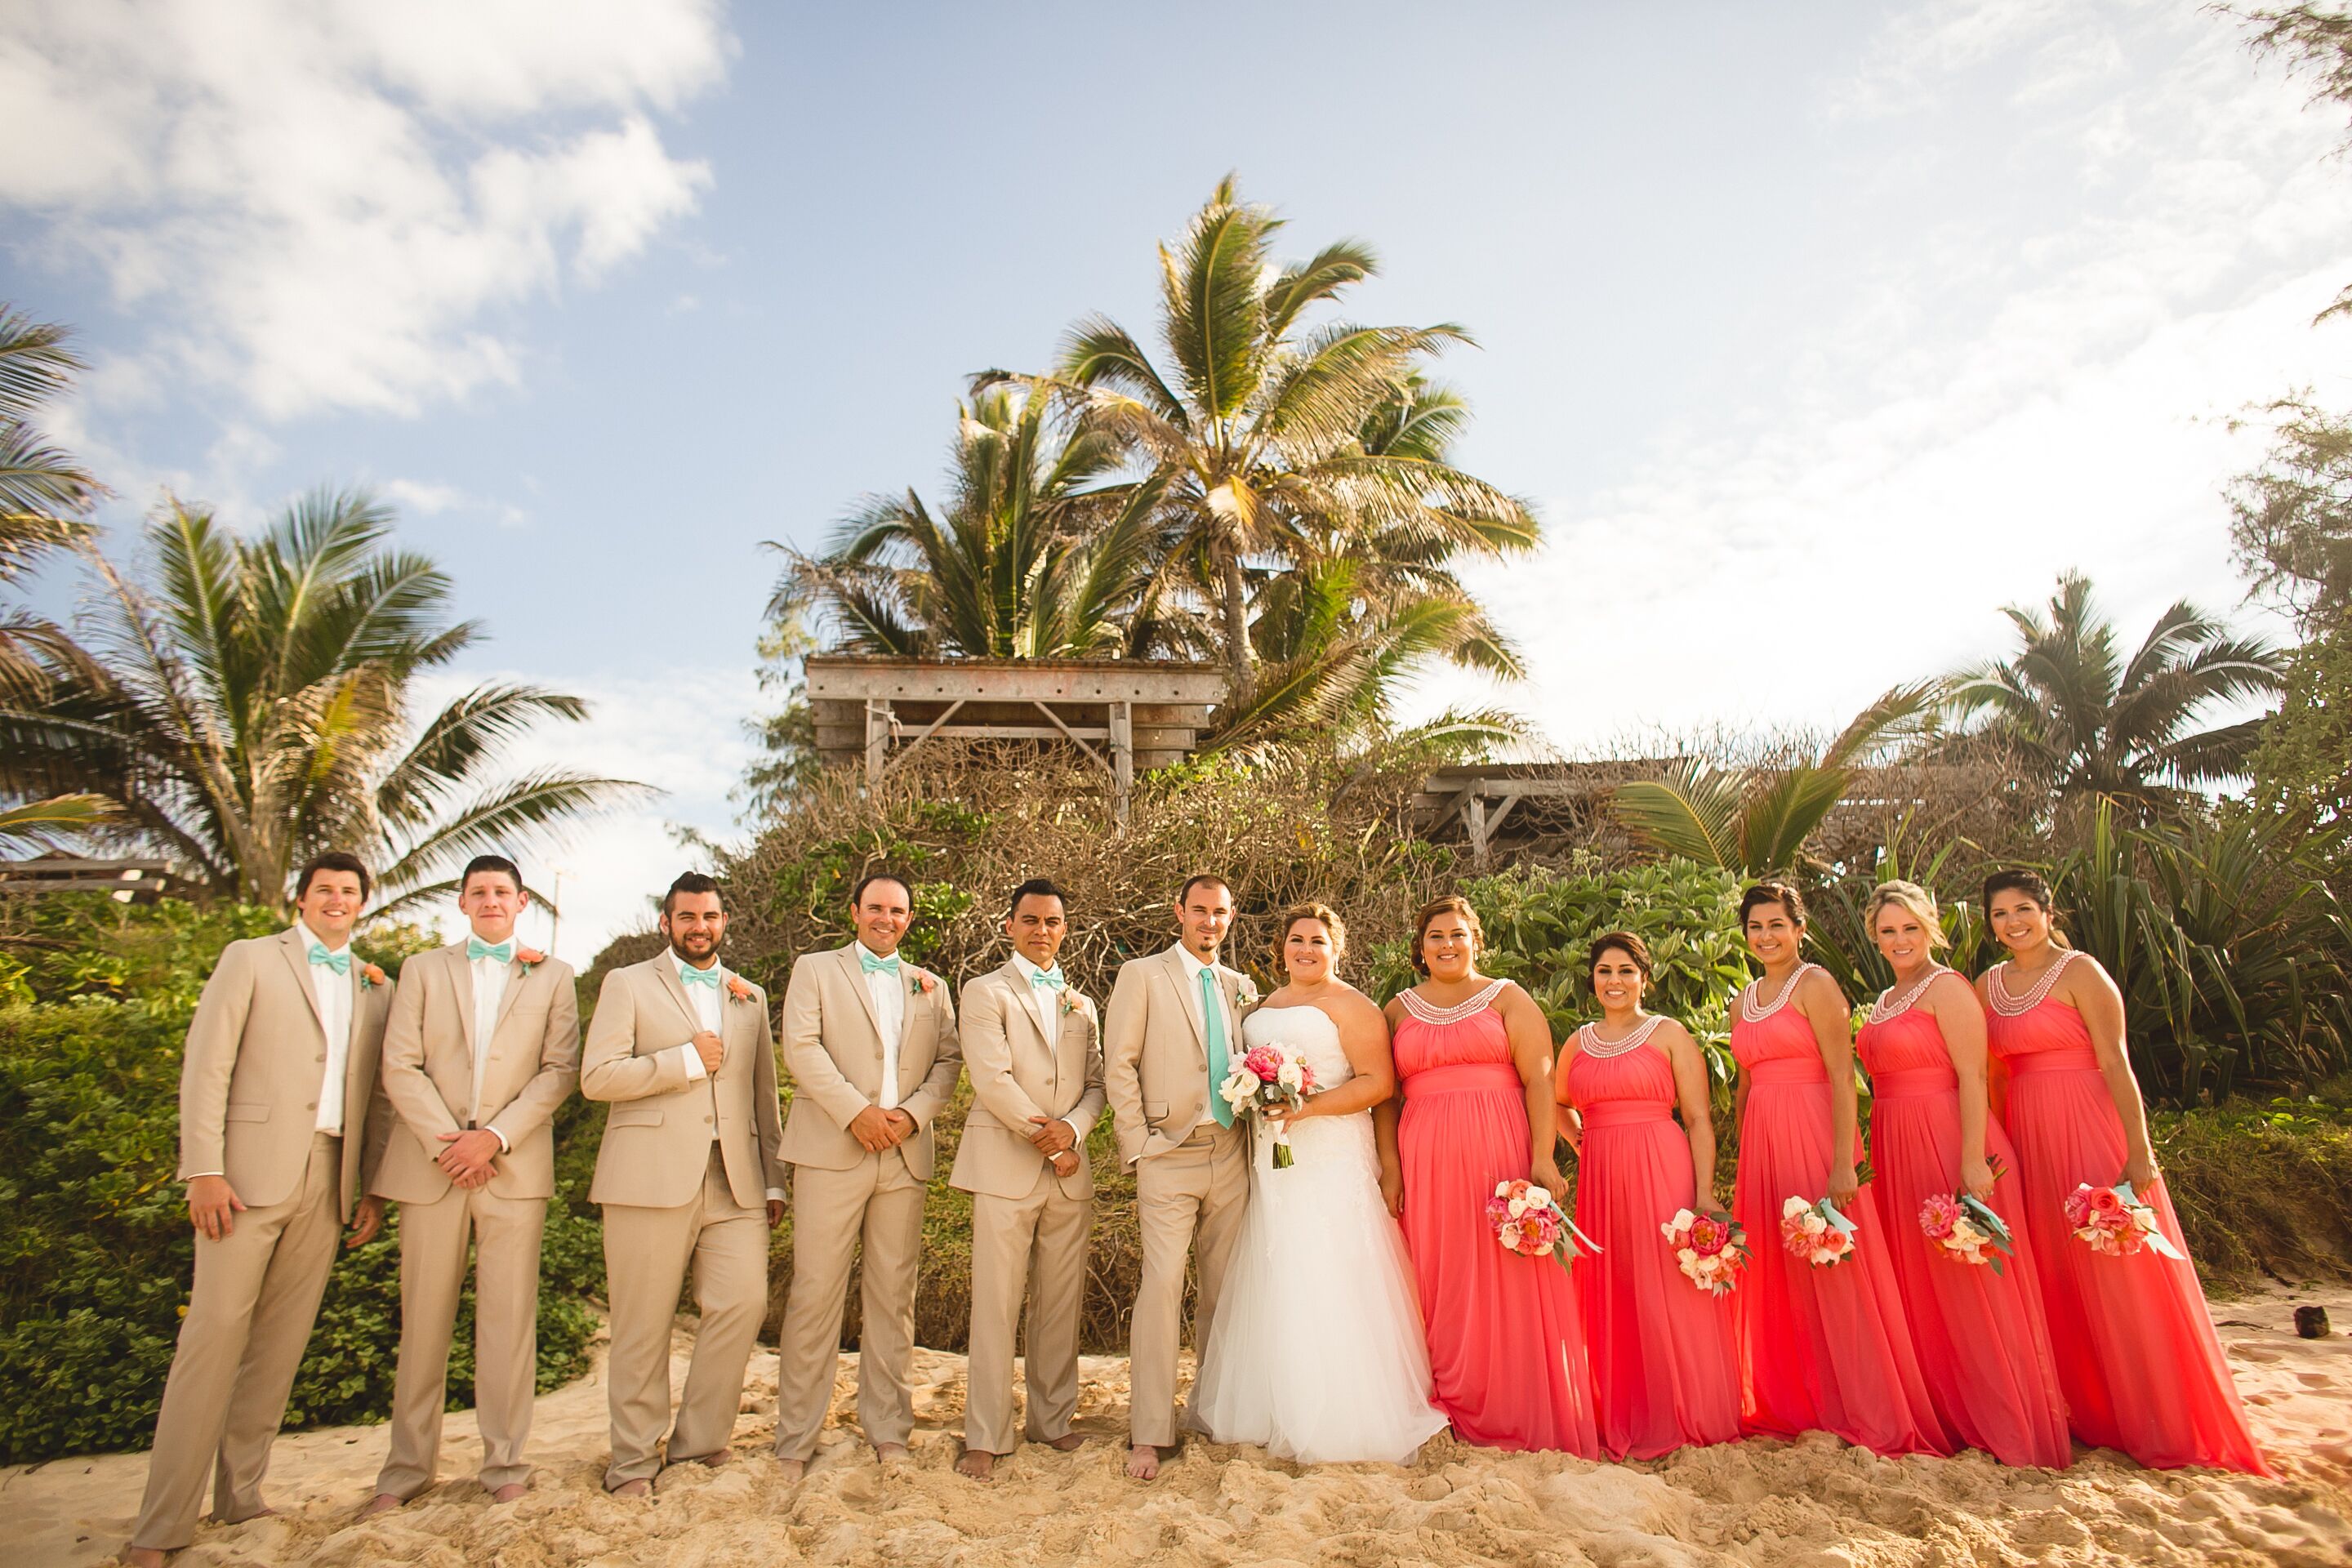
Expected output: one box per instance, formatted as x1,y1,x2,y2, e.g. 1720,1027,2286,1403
315,1053,326,1063
305,1101,318,1111
704,1114,714,1125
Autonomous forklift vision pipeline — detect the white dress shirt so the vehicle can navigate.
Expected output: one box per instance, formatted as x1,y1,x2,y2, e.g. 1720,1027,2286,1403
468,940,514,1151
860,943,908,1111
1009,952,1086,1142
1169,942,1232,1143
295,920,354,1136
673,952,724,1083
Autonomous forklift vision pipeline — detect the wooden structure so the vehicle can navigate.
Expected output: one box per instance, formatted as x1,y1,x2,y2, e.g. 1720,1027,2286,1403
0,854,183,903
1414,763,1656,866
806,657,1225,822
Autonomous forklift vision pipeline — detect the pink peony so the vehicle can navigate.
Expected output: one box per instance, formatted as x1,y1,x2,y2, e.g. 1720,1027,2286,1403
1687,1214,1731,1257
1243,1046,1281,1083
2063,1187,2092,1228
1917,1192,1961,1241
1821,1227,1853,1258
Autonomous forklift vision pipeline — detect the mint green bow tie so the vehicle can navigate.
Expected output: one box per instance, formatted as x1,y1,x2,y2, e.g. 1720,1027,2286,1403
1029,967,1067,991
466,938,514,964
679,963,722,988
307,943,351,976
859,949,901,975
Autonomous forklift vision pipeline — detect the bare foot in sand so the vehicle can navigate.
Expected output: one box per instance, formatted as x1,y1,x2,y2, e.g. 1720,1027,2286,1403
1127,1443,1160,1480
125,1550,167,1568
956,1448,997,1480
684,1447,732,1468
363,1493,403,1516
608,1479,651,1499
490,1484,528,1503
773,1458,806,1484
1048,1433,1086,1452
875,1442,910,1466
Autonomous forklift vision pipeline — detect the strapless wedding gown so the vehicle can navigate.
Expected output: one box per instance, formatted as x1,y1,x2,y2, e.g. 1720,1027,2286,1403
1191,1004,1448,1463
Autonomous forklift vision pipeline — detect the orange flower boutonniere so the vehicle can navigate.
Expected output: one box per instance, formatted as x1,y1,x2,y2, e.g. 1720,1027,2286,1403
516,947,547,973
909,971,936,997
724,975,755,1004
359,962,389,991
1058,993,1080,1018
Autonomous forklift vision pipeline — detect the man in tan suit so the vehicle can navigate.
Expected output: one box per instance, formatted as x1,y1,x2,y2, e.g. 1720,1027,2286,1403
1104,872,1256,1481
581,872,786,1495
128,853,394,1566
950,878,1105,1481
366,854,580,1513
773,871,962,1478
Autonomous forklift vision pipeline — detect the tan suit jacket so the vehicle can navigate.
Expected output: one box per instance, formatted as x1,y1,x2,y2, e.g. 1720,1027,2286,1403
949,962,1105,1201
372,942,581,1203
177,925,393,1220
1103,945,1254,1171
581,955,786,1209
778,944,960,1179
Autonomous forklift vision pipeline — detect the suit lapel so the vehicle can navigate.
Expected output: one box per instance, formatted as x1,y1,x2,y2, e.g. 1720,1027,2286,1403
651,956,706,1042
447,942,478,1054
840,944,887,1049
1165,947,1206,1049
490,956,529,1039
998,961,1048,1054
277,928,328,1040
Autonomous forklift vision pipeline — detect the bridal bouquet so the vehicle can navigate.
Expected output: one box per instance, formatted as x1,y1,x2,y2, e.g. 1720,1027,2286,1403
1780,1194,1859,1267
2063,1180,2187,1261
1218,1041,1317,1169
1660,1208,1747,1295
1918,1159,2014,1273
1488,1178,1594,1269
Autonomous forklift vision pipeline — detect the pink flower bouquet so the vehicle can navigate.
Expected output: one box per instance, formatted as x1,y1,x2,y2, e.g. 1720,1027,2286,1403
2063,1180,2187,1261
1487,1178,1595,1270
1660,1207,1747,1295
1918,1159,2016,1273
1217,1040,1317,1168
1780,1194,1858,1267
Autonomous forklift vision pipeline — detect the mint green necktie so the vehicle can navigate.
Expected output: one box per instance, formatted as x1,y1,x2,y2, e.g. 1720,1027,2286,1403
679,963,721,989
1200,966,1232,1128
1029,966,1066,991
466,938,514,964
307,942,350,976
860,949,901,976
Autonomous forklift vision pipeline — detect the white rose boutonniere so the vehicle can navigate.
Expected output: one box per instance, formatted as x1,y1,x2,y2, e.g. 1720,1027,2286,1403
1233,978,1261,1011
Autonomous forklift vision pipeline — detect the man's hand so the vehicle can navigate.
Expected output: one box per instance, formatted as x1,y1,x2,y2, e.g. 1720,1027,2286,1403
1050,1150,1080,1178
435,1129,501,1186
1027,1116,1076,1156
883,1108,917,1145
692,1030,725,1075
346,1195,386,1248
767,1199,786,1227
188,1174,245,1241
849,1106,898,1152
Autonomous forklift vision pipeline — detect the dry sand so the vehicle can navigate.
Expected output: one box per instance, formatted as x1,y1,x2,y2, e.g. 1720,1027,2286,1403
6,1283,2350,1567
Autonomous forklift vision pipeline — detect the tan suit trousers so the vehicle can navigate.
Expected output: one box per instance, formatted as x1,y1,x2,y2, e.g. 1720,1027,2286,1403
133,1134,343,1551
773,1152,924,1459
964,1169,1093,1454
1128,1120,1249,1449
600,1146,767,1486
375,1183,546,1498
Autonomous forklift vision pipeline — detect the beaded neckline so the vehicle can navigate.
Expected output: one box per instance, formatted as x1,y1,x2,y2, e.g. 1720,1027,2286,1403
1989,950,2078,1018
1738,963,1820,1023
1869,965,1948,1024
1397,978,1508,1027
1575,1015,1667,1058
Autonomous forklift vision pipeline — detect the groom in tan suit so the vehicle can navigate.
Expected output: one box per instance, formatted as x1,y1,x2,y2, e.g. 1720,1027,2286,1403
129,853,394,1566
581,872,786,1494
773,871,962,1478
950,878,1105,1481
367,854,579,1512
1105,873,1254,1481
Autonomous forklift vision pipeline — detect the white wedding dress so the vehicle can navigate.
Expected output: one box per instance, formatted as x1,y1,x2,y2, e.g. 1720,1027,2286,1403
1191,1004,1448,1464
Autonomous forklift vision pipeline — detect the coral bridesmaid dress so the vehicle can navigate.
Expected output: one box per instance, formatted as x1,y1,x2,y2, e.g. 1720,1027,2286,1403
1731,964,1949,1455
1984,952,2269,1473
1393,981,1597,1454
1560,1019,1740,1459
1858,972,2071,1468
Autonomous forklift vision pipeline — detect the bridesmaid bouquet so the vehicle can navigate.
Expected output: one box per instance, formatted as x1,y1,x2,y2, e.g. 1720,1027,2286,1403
1217,1042,1316,1168
1487,1179,1592,1269
1918,1190,2013,1274
1780,1195,1858,1267
2063,1181,2189,1261
1660,1208,1747,1295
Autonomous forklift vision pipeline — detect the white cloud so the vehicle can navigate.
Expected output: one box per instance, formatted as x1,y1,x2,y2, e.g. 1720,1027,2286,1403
0,0,727,421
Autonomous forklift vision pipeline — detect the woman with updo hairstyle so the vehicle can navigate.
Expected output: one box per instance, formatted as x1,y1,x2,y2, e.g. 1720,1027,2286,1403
1729,880,1949,1456
1549,931,1739,1458
1855,880,2069,1468
1978,870,2266,1472
1375,895,1597,1454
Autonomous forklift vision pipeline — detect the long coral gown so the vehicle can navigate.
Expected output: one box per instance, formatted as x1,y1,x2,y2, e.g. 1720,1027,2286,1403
1731,964,1950,1455
1857,972,2071,1468
1984,952,2269,1474
1393,980,1598,1454
1558,1018,1740,1459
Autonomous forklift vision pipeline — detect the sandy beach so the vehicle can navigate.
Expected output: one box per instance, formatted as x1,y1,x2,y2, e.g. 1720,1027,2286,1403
6,1282,2348,1568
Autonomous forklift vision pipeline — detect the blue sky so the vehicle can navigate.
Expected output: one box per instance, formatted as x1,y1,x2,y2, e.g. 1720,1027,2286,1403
6,1,2350,959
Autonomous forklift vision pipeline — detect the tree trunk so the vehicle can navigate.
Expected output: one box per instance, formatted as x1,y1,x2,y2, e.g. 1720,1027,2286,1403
1217,546,1251,701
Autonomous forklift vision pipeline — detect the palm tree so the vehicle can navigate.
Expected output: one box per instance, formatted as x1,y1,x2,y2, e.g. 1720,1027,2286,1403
0,490,652,915
1042,176,1540,697
1608,683,1944,877
773,383,1205,661
0,305,101,580
1942,572,2284,810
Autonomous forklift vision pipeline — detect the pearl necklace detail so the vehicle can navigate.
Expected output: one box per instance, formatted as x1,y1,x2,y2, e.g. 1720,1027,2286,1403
1869,965,1948,1024
1738,963,1820,1023
1989,949,2078,1018
1575,1015,1667,1058
1397,978,1509,1027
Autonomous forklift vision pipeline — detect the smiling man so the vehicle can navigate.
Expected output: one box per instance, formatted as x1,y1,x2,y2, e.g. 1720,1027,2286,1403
773,870,963,1479
366,854,580,1515
128,853,395,1567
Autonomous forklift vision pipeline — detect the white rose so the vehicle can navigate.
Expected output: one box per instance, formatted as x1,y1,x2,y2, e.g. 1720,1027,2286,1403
1677,1248,1698,1267
1276,1062,1304,1090
1782,1196,1809,1219
1507,1196,1530,1218
1668,1208,1696,1231
1495,1181,1513,1200
2132,1208,2158,1233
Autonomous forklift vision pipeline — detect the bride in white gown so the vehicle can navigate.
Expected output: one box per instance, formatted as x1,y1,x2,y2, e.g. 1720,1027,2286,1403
1192,905,1448,1464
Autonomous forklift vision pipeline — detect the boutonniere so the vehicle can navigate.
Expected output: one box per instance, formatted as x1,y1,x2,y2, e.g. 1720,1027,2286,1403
359,962,389,991
516,947,547,973
725,976,755,1004
1058,994,1080,1018
1233,980,1260,1009
909,971,936,997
